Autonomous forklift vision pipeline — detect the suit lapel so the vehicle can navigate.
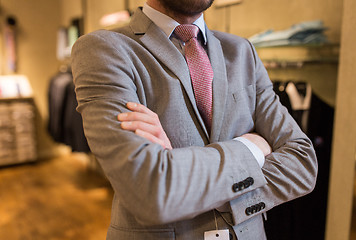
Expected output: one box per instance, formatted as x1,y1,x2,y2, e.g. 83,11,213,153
206,29,228,143
130,9,210,138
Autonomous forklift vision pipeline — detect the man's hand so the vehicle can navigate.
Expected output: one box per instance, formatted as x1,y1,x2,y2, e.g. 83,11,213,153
118,102,172,149
241,133,272,156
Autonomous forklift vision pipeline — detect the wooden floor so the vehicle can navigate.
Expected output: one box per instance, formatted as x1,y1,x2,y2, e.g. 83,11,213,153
0,153,113,240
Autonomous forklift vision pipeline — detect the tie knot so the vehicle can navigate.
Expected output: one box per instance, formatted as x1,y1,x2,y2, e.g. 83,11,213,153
174,24,199,42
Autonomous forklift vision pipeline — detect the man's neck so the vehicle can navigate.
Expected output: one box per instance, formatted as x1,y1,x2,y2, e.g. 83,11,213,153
146,0,202,24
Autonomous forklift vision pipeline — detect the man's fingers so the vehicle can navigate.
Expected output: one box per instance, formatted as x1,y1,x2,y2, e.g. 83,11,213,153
118,111,150,122
118,112,158,127
241,133,272,156
126,102,160,125
135,129,166,148
126,102,155,115
118,103,159,125
121,120,159,135
118,102,173,149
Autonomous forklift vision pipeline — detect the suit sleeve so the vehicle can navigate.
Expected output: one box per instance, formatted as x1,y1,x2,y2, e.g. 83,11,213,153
229,40,318,226
71,31,269,226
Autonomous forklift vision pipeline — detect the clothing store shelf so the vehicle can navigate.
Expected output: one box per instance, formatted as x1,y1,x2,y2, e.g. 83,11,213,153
256,44,339,69
0,97,34,102
0,97,38,166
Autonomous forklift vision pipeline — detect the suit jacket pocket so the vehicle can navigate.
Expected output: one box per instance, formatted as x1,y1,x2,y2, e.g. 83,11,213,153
231,84,255,104
221,84,256,138
107,225,175,240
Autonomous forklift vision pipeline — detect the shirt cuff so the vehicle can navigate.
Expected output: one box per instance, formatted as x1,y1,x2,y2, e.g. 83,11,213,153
234,137,265,168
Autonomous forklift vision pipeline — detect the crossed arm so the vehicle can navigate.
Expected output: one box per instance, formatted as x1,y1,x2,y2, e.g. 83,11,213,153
118,102,272,157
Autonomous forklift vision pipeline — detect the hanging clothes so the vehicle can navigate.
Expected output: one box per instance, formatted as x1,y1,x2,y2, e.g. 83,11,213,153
265,81,334,240
48,68,90,152
273,81,312,132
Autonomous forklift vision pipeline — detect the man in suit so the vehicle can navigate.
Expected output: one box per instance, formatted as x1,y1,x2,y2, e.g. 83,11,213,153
71,0,317,239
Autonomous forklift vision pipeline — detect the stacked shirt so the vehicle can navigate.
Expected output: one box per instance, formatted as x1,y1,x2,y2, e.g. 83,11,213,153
249,20,328,47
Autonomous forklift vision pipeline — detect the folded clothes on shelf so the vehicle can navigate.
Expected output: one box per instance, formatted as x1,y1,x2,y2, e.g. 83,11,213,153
249,20,328,47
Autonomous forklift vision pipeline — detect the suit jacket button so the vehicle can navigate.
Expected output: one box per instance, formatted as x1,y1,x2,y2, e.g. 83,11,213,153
245,207,252,216
251,205,258,214
247,177,254,186
238,181,245,190
243,180,249,188
260,202,266,210
232,182,244,192
232,183,238,192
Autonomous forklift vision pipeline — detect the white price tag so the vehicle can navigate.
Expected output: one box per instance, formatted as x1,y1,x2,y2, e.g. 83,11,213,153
204,230,230,240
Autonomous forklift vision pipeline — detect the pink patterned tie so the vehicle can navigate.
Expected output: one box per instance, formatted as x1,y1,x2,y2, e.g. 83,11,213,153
174,24,214,131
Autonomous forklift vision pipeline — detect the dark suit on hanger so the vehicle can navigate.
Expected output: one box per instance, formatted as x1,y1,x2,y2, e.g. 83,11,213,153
266,81,333,240
48,70,89,152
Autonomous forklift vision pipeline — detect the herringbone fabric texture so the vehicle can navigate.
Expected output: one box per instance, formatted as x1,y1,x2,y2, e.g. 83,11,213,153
174,24,214,131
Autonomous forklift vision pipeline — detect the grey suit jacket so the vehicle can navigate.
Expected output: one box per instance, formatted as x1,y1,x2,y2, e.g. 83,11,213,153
71,7,317,240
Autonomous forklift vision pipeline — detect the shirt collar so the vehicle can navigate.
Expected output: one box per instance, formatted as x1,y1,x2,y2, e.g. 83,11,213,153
142,3,207,44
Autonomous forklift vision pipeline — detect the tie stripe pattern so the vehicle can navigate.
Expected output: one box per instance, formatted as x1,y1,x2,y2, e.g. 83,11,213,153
174,24,214,131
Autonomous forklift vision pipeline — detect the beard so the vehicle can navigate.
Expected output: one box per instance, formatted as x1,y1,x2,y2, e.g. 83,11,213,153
158,0,214,16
